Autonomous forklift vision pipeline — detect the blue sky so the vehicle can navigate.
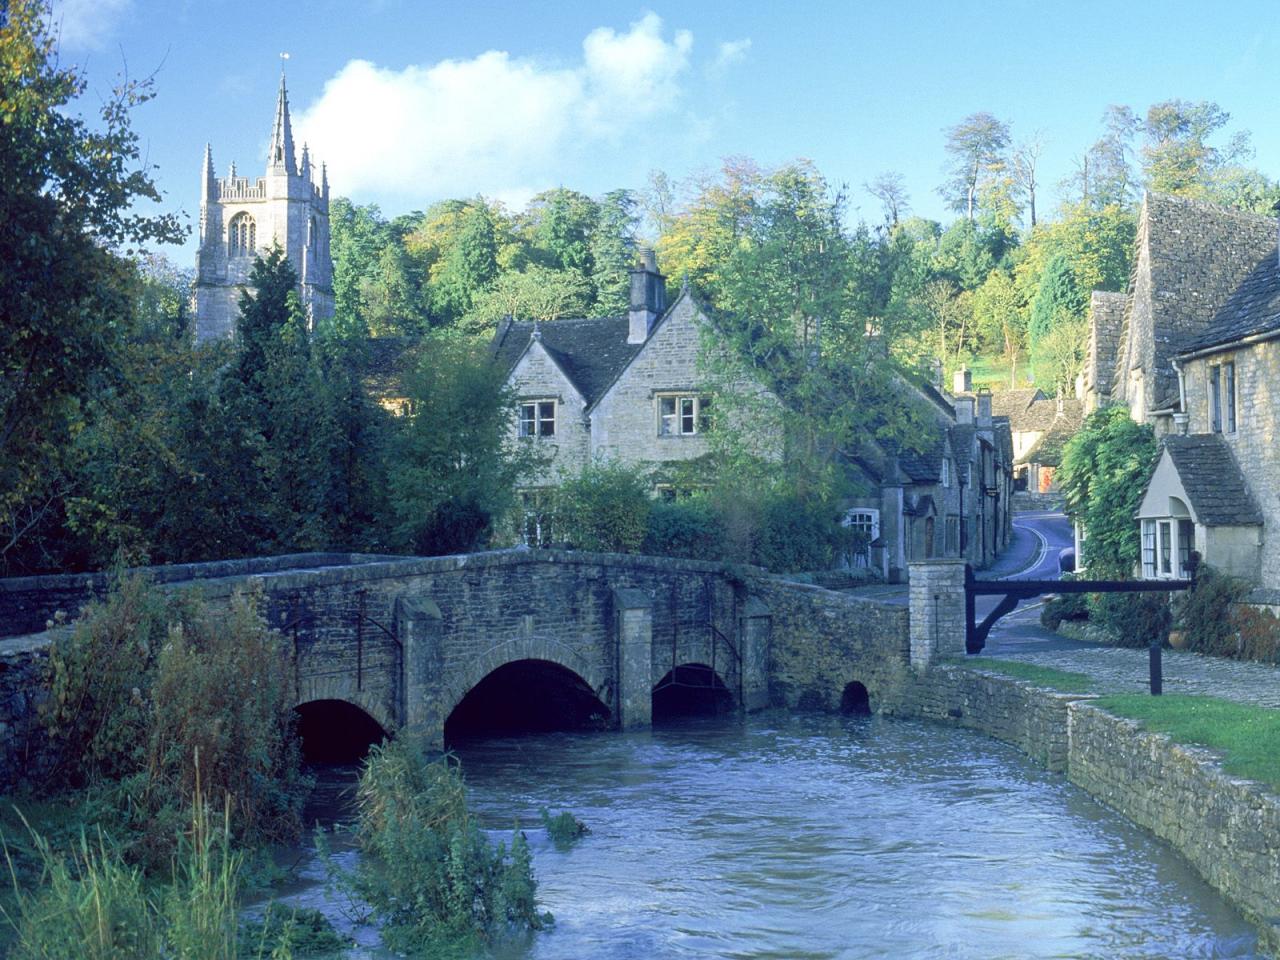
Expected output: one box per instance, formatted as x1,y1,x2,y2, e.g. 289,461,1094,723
49,0,1280,261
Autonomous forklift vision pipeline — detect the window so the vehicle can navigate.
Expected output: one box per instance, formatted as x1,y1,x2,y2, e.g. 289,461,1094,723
1178,519,1195,577
228,212,256,258
1209,365,1222,432
1141,519,1156,578
1158,520,1172,575
941,458,952,488
1224,361,1236,433
842,509,880,568
519,400,556,438
658,394,711,436
520,489,555,546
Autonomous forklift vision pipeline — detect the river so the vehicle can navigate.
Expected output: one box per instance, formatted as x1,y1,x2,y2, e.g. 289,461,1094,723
277,712,1260,959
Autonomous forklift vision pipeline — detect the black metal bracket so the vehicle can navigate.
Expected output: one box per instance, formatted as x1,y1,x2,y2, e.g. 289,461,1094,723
964,564,1193,654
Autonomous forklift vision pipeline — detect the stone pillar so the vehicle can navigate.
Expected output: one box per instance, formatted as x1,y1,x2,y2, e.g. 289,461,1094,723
396,596,444,748
738,596,772,712
612,588,652,730
908,559,967,670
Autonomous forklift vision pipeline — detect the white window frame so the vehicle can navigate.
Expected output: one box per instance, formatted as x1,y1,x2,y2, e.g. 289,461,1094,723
657,394,711,437
519,399,556,438
941,458,952,488
841,508,880,568
1142,517,1193,580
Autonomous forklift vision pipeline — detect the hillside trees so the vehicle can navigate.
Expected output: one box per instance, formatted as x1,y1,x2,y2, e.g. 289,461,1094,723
940,112,1013,223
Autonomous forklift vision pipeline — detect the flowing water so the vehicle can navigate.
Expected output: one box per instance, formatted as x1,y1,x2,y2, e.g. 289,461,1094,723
272,713,1260,959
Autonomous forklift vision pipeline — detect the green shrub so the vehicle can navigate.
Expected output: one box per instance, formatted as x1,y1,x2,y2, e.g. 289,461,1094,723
347,738,549,955
539,809,588,849
1040,576,1088,630
643,497,725,561
555,460,650,553
751,494,851,573
42,576,307,866
240,904,348,958
1172,566,1249,656
1090,590,1171,648
1231,604,1280,663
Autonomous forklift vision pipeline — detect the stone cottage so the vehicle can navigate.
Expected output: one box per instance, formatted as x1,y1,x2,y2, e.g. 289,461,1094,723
1083,192,1280,592
494,255,1013,577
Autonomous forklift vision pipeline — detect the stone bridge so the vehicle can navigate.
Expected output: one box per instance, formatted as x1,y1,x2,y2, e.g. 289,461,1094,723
0,551,959,765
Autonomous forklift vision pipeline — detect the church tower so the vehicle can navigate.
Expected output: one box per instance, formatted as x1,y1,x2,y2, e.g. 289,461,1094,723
194,73,334,340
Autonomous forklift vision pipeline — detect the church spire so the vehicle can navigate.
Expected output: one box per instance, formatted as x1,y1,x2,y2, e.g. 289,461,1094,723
267,70,296,174
201,143,216,201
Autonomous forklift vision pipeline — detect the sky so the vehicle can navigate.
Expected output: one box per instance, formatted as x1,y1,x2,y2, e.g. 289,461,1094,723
46,0,1280,262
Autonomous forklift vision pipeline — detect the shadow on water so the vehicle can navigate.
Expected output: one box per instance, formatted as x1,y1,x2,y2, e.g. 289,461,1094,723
295,700,387,827
444,659,612,748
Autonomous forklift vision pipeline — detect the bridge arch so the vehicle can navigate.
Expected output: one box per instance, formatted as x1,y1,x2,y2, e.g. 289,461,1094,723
440,636,611,741
652,661,734,720
296,673,397,735
295,698,388,763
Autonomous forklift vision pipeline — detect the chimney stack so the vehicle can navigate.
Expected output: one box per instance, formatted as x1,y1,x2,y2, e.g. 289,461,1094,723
628,248,666,344
976,387,992,428
953,366,972,394
954,397,975,424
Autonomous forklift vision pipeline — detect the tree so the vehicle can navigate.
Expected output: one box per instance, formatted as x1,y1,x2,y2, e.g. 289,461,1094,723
1058,405,1157,577
1064,105,1140,209
1,0,185,572
865,172,910,227
589,189,639,314
972,271,1026,385
1011,134,1045,228
1028,254,1086,390
430,202,500,322
461,265,592,335
387,334,539,554
940,112,1012,223
1140,99,1239,196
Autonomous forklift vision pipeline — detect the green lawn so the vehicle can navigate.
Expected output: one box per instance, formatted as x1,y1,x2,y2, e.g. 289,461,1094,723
966,357,1036,391
954,657,1096,694
1094,694,1280,788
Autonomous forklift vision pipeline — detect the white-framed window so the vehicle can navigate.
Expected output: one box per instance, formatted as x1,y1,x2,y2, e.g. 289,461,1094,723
519,489,555,546
657,394,711,436
941,458,952,488
519,400,556,438
228,212,256,258
1209,360,1237,434
841,508,880,568
1141,517,1195,579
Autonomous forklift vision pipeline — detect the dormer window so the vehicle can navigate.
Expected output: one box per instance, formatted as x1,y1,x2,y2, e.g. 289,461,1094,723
228,212,256,258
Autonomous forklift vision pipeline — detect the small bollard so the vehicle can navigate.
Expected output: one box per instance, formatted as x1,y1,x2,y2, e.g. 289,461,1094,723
1149,639,1163,696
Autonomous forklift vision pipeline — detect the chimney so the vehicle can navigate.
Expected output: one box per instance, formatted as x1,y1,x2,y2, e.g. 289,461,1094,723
976,387,992,428
953,366,972,394
954,397,975,424
628,248,666,344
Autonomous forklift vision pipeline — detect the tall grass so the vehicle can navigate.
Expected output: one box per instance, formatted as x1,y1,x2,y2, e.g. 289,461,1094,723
340,736,550,955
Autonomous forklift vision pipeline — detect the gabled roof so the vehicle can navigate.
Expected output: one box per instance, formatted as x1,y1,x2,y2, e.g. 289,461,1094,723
1020,414,1076,468
987,388,1044,421
493,315,644,406
1181,249,1280,354
1161,434,1262,526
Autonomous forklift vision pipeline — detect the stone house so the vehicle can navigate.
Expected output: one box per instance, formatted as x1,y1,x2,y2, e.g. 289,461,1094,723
956,373,1081,493
1083,192,1280,592
494,254,1013,575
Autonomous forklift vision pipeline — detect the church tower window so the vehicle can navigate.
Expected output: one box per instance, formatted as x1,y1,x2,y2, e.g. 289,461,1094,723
228,212,256,258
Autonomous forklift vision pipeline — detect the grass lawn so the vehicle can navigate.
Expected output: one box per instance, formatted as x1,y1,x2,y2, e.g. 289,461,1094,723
1094,694,1280,789
951,657,1096,694
965,357,1036,391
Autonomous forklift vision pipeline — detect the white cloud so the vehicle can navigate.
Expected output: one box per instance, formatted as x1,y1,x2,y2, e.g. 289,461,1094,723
712,38,752,72
295,13,694,202
49,0,133,51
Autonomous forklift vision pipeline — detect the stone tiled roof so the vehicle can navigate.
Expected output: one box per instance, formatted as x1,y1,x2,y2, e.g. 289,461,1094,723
1137,193,1276,408
492,316,644,406
1182,250,1280,354
897,439,944,484
1020,414,1077,467
947,424,976,481
1162,434,1263,526
987,388,1043,420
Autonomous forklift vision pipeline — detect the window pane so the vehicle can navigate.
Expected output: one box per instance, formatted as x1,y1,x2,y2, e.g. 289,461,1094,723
659,397,676,435
680,397,695,434
538,401,555,437
1225,362,1236,432
1159,521,1171,574
519,403,535,437
1142,520,1156,577
1178,519,1194,576
698,397,712,433
1210,366,1222,432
